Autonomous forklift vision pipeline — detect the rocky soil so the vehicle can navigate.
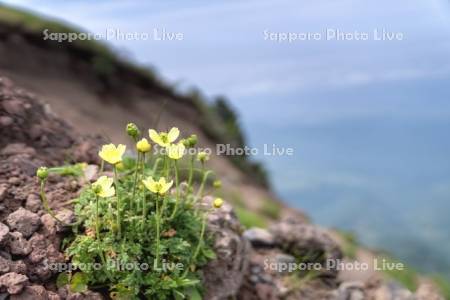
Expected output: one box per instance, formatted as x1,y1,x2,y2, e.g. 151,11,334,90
0,77,444,299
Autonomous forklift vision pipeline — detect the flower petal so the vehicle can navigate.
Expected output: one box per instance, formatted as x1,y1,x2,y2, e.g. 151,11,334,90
160,180,173,194
117,144,126,157
168,127,180,143
149,129,162,145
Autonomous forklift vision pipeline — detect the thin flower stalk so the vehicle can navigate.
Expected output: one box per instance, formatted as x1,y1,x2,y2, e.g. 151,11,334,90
131,152,141,212
113,166,122,239
196,170,213,201
170,160,180,219
95,194,100,240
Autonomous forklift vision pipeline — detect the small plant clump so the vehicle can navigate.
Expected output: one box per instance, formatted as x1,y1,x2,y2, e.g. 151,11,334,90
36,123,223,299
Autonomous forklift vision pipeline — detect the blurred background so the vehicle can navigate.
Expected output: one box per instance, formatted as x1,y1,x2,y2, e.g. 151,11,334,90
2,0,450,279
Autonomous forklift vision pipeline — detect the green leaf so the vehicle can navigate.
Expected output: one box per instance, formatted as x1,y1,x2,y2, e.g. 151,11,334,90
70,272,88,293
186,287,202,300
56,272,70,288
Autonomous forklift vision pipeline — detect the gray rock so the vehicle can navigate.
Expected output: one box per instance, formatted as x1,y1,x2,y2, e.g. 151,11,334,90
269,222,343,278
0,272,28,294
415,280,445,300
0,144,36,157
0,185,7,201
335,281,366,300
201,196,250,300
243,228,275,248
9,261,27,275
6,208,41,238
0,257,9,275
83,165,99,183
0,224,9,245
25,194,41,213
7,232,31,256
10,285,49,300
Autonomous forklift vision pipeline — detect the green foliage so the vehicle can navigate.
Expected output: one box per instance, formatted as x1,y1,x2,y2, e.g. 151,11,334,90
259,199,281,220
382,257,418,291
37,125,222,299
234,206,267,229
432,275,450,300
337,230,359,259
60,158,215,299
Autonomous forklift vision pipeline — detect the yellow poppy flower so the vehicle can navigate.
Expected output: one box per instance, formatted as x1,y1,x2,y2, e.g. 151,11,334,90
142,176,173,195
213,198,224,208
167,142,185,160
136,138,151,153
93,176,115,198
98,144,126,165
149,127,180,147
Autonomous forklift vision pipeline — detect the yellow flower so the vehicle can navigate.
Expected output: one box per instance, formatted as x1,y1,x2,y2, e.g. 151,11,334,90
142,176,173,195
136,138,151,153
213,198,224,208
93,176,115,198
167,142,185,160
149,127,180,147
98,144,126,165
197,151,210,163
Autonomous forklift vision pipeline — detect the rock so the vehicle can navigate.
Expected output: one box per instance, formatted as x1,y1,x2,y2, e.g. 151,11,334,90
66,290,104,300
8,177,20,186
365,278,414,300
7,232,32,256
269,222,343,278
0,185,7,201
2,100,24,115
201,196,250,300
335,281,366,300
9,261,27,275
0,257,9,275
10,285,49,300
40,214,57,237
83,165,99,183
25,194,41,213
0,116,13,127
6,208,41,238
0,144,36,157
55,209,75,232
0,223,9,244
415,280,445,300
243,228,275,248
0,272,28,294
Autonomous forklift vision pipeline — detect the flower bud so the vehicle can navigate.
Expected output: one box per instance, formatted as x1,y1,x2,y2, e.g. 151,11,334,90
197,151,209,163
136,138,151,153
36,167,48,180
188,134,198,147
181,138,190,148
213,180,222,189
126,123,140,139
213,197,224,208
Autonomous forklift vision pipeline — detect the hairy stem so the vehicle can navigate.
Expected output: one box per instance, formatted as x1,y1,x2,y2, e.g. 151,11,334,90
196,170,213,201
113,166,122,239
184,212,207,277
131,152,141,212
170,160,180,219
187,156,194,192
95,194,100,240
155,194,160,266
39,180,82,226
